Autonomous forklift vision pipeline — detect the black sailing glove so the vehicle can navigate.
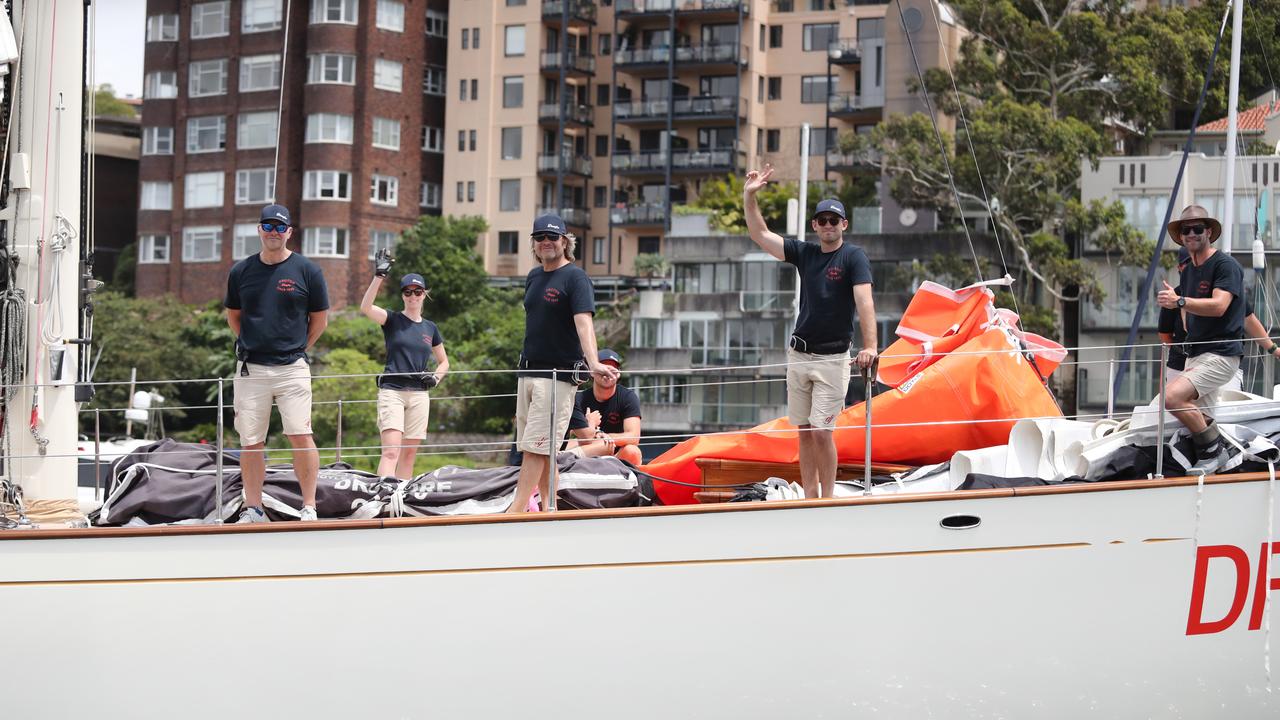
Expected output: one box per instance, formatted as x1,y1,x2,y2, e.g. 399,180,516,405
420,373,439,389
374,248,394,278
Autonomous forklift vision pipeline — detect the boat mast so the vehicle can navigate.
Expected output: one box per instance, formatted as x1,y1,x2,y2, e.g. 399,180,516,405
1222,0,1244,250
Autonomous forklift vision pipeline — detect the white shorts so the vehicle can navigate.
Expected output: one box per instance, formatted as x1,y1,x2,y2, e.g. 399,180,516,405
1181,353,1242,414
786,348,851,429
515,376,576,456
233,358,313,446
377,388,431,439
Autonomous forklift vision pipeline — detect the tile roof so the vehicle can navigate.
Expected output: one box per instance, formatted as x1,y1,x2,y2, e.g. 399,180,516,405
1197,100,1280,132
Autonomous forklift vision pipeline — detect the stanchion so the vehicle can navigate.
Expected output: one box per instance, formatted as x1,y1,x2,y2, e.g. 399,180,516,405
547,373,559,512
215,378,225,524
863,360,877,497
1155,344,1168,480
93,408,102,503
1107,358,1116,420
336,399,344,464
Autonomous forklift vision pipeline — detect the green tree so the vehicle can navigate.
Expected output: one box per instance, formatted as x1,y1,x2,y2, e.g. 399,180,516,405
434,290,526,435
384,215,491,317
93,84,136,118
111,242,136,296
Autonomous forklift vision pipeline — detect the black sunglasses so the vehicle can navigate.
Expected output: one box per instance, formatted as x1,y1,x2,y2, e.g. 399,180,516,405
402,288,425,297
260,222,289,233
532,233,561,243
813,215,843,227
1181,224,1207,236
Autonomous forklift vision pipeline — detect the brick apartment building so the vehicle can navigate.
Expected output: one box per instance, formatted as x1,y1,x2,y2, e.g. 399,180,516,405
136,0,447,306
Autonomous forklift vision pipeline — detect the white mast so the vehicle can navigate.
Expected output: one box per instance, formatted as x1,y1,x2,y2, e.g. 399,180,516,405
1222,0,1244,251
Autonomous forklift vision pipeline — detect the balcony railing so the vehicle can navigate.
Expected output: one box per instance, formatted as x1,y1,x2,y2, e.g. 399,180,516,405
828,38,860,63
541,0,598,22
538,102,594,125
537,153,593,176
540,51,595,74
671,147,743,171
611,203,667,225
537,206,591,227
825,148,881,169
614,95,745,121
612,150,668,171
828,91,881,114
617,0,746,14
616,42,745,67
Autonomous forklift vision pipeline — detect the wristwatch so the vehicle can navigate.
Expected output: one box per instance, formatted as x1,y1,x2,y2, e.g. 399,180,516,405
1176,296,1186,308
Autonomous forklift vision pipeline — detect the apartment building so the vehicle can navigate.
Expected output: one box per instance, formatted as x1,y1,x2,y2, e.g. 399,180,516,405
135,0,447,306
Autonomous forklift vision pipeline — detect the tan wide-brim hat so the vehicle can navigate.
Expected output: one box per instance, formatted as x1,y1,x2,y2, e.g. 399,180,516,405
1167,204,1223,246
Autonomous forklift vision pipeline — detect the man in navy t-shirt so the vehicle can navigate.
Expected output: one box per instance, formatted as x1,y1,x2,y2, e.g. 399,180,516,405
575,349,644,465
509,213,619,513
744,165,877,499
224,204,330,522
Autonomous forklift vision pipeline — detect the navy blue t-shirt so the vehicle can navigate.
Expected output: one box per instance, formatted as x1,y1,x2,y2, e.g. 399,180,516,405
1179,250,1245,357
380,311,444,390
225,252,330,365
1161,295,1253,371
783,239,873,347
521,263,595,371
576,386,641,434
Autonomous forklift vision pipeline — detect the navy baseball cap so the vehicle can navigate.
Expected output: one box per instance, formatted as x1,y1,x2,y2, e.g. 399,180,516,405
812,198,847,220
1177,247,1190,267
532,213,569,237
400,273,427,290
260,204,292,226
598,349,622,366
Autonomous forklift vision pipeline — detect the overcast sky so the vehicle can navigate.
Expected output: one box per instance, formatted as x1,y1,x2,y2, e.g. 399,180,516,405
94,0,146,99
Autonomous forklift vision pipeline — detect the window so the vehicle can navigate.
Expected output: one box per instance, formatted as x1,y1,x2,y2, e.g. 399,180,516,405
769,25,782,48
767,76,781,101
184,172,224,208
374,59,403,92
502,76,523,108
311,0,358,24
142,127,174,155
593,237,605,264
471,27,480,48
233,224,262,259
499,179,520,212
303,170,352,200
469,129,476,152
425,9,448,37
238,112,277,149
146,15,178,42
187,116,227,153
596,135,609,157
305,113,354,143
803,23,837,52
422,126,444,152
808,128,836,156
376,0,405,31
757,76,764,103
507,0,526,5
467,181,476,202
423,66,446,95
420,182,441,208
191,2,231,38
188,59,227,97
801,75,831,103
462,28,470,49
638,236,660,255
139,235,170,263
183,226,222,263
456,182,464,202
756,128,763,155
594,185,606,208
370,174,399,205
239,54,282,92
599,34,611,56
303,227,349,257
458,130,466,152
501,127,521,160
308,54,356,84
235,168,276,204
140,182,172,210
459,78,468,101
242,0,283,32
766,129,780,153
144,72,177,99
759,23,766,47
505,25,525,56
498,231,519,254
372,117,400,149
597,84,610,106
369,229,397,259
470,79,478,99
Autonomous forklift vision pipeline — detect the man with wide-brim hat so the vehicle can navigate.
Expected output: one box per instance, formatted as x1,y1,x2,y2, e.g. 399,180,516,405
1155,204,1246,473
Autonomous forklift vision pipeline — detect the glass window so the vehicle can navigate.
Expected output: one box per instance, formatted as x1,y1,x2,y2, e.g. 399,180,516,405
239,54,282,92
499,179,520,212
376,0,405,31
803,23,837,52
184,172,225,208
144,71,178,99
857,17,885,40
186,115,227,153
808,127,836,156
370,174,399,205
305,113,354,143
310,0,358,24
425,9,448,37
801,75,831,103
462,28,470,49
766,129,780,152
420,182,441,208
593,237,605,264
233,224,262,259
768,25,782,48
369,229,397,259
303,227,349,257
139,234,170,263
142,127,174,155
303,170,352,200
422,126,444,152
498,231,519,254
467,181,475,202
505,25,525,56
237,111,278,149
242,0,283,32
374,59,403,92
183,226,223,263
372,117,401,149
188,59,228,97
146,15,179,42
502,76,523,108
501,127,521,160
307,54,357,84
140,182,172,210
235,168,276,205
767,76,781,101
191,2,231,38
423,66,446,95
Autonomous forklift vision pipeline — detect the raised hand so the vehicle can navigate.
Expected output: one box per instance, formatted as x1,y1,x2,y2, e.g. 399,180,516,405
374,248,394,277
743,164,775,196
1156,279,1180,310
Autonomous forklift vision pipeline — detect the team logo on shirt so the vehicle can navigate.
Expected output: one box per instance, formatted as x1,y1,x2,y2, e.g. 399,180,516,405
544,288,563,304
826,267,845,282
277,278,299,293
1197,280,1211,295
422,333,433,344
607,411,621,426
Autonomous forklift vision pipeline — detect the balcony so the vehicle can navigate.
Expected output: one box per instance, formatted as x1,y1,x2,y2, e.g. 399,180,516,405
828,38,860,64
537,206,591,228
825,148,881,171
828,91,883,117
537,153,593,177
614,95,746,125
538,102,594,127
541,0,597,25
611,203,667,226
671,146,744,173
612,150,668,174
616,0,748,20
615,42,746,73
540,51,595,76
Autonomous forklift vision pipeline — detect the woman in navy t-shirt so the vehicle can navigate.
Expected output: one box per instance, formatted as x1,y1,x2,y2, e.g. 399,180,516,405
360,258,449,480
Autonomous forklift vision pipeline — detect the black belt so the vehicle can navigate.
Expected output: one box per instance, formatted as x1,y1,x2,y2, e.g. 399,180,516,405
789,335,850,355
518,355,590,384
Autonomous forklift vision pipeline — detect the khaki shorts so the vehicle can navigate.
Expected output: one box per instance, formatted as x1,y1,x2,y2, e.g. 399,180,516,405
786,348,851,429
377,388,431,439
233,358,312,446
1182,352,1241,411
515,376,576,456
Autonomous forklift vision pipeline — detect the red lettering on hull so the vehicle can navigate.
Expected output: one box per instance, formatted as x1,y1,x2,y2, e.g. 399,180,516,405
1187,542,1278,635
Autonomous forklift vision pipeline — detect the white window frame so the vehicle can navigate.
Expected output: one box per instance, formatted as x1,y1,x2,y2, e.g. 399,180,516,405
144,71,178,99
239,54,282,92
423,66,446,96
303,170,353,201
182,226,223,263
369,229,397,259
237,112,278,149
422,126,444,152
186,115,227,153
146,15,179,42
305,113,354,144
420,182,441,209
504,25,526,56
303,227,349,257
139,234,171,264
139,182,172,210
371,117,401,150
191,1,231,39
233,224,263,259
235,168,276,205
242,0,284,33
370,174,399,206
142,127,174,156
188,59,228,98
425,9,447,37
184,172,225,208
373,59,403,92
307,53,356,85
376,0,405,31
310,0,358,25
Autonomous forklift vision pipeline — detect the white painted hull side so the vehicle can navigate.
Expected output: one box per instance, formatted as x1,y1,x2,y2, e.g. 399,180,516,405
1,480,1277,718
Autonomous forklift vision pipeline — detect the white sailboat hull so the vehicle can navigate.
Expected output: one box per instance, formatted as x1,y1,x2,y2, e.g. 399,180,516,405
2,478,1277,718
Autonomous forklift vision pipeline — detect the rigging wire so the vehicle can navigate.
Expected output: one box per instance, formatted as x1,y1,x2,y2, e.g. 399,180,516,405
271,0,293,199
